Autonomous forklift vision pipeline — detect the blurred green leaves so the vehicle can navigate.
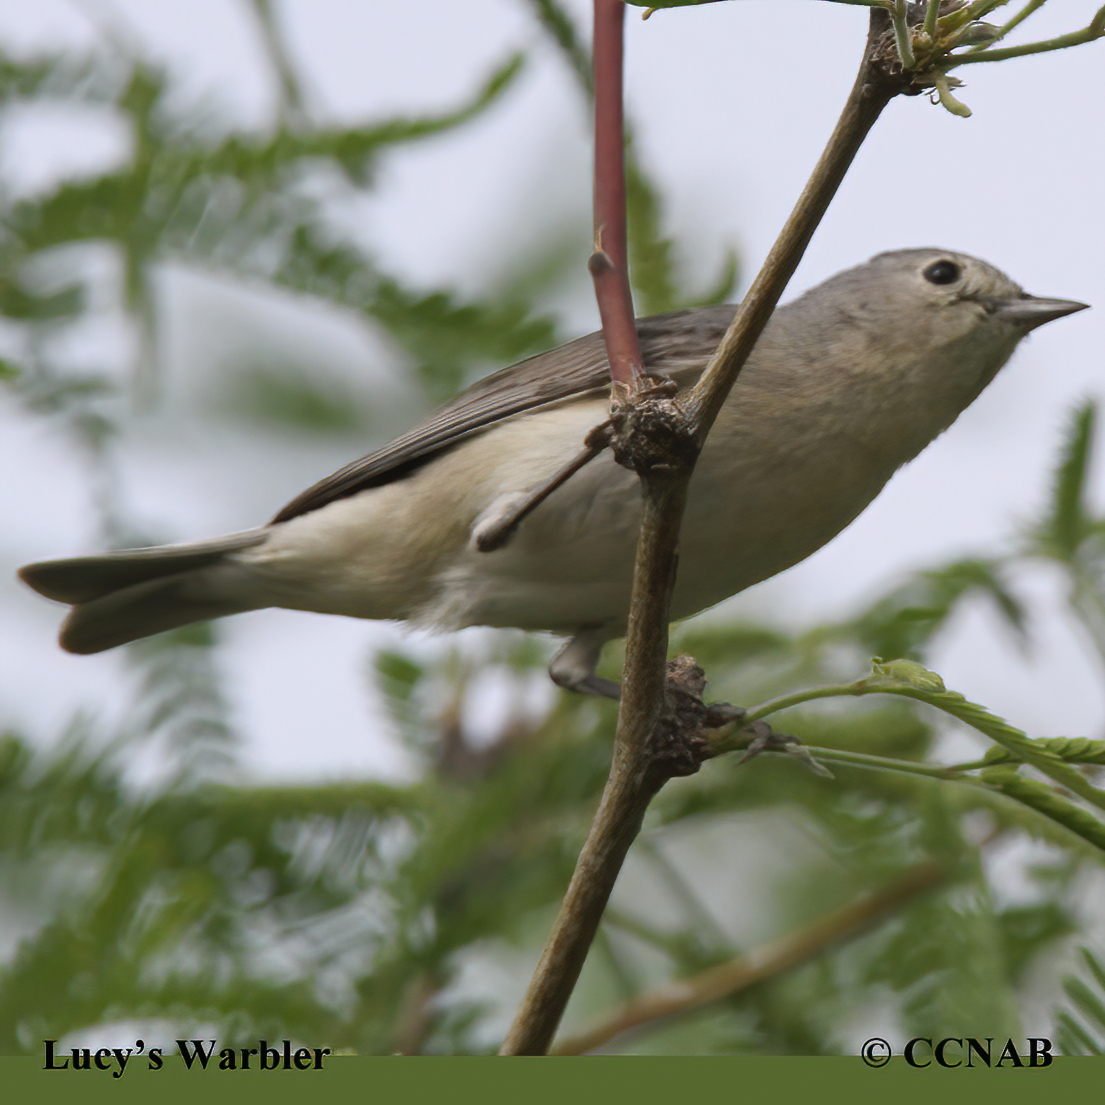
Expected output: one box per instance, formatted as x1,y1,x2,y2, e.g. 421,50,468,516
1033,402,1098,562
0,41,564,438
1057,947,1105,1054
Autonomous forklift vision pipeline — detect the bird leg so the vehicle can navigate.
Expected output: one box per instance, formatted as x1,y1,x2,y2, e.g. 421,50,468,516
548,625,621,699
472,424,613,553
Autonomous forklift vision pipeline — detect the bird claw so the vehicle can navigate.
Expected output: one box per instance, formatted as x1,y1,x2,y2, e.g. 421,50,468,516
734,721,833,778
735,720,793,762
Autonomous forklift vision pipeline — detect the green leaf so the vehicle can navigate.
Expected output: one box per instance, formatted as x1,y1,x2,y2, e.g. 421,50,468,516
529,0,593,94
1065,974,1105,1035
981,736,1105,767
0,281,84,320
214,363,370,433
1030,400,1097,561
840,558,1026,661
997,901,1077,982
625,0,739,9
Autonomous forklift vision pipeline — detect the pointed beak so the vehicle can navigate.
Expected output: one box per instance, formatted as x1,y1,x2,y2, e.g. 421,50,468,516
992,294,1090,331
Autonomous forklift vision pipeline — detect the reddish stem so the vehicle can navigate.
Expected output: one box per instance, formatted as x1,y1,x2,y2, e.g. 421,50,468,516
591,0,645,388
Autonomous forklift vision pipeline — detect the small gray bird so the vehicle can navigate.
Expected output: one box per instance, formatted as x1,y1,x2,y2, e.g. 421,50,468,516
18,249,1087,695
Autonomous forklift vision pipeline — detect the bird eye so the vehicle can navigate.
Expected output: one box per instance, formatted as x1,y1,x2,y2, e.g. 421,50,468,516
923,259,961,285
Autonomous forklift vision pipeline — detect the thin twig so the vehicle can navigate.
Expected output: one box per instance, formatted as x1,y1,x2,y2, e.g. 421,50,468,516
250,0,309,122
979,0,1047,46
682,12,904,444
637,835,732,953
527,0,594,94
923,0,941,39
590,0,646,388
948,7,1105,66
889,0,917,69
391,970,440,1055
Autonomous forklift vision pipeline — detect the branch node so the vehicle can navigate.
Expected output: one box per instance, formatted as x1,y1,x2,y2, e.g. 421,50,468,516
727,725,833,779
588,247,615,277
609,380,697,477
645,656,713,780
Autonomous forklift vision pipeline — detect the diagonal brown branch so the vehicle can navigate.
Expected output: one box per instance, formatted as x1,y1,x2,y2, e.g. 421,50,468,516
551,860,948,1055
683,13,907,443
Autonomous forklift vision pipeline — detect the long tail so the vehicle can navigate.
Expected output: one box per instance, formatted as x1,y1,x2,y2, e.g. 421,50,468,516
18,530,270,654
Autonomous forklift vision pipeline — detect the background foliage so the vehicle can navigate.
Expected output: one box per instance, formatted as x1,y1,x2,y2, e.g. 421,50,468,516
2,1,1104,1055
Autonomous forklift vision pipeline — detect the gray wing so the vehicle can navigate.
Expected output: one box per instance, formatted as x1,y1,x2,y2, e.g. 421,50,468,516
272,305,737,523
